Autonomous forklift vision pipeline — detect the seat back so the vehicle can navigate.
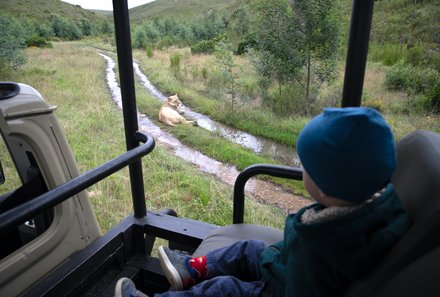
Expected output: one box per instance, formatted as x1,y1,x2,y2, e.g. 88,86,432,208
344,130,440,296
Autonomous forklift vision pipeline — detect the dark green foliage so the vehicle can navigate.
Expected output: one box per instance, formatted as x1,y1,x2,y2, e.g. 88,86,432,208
131,7,228,50
236,38,257,55
170,53,181,78
100,20,113,35
50,15,82,40
369,43,409,66
191,40,216,54
133,27,147,48
143,23,160,43
80,18,94,36
385,61,439,93
26,36,52,48
250,0,341,112
215,41,241,111
385,60,440,110
0,13,27,70
428,80,440,111
146,46,154,58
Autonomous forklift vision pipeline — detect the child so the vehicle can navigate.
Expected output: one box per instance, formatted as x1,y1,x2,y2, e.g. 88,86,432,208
115,107,411,297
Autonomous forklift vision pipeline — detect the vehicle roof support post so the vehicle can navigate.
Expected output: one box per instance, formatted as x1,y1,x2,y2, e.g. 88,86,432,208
112,0,146,218
341,0,374,107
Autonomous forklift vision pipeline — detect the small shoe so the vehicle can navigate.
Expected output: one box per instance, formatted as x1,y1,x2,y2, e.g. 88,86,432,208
115,277,149,297
158,246,195,290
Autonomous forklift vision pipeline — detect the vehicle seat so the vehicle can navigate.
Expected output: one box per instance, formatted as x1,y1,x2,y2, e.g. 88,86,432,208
193,224,283,256
344,130,440,296
193,130,440,296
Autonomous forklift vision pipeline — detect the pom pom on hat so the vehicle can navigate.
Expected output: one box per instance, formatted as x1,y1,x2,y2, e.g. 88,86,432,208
296,107,396,204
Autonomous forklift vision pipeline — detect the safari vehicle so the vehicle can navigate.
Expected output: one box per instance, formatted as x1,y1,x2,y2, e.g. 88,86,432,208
1,0,439,296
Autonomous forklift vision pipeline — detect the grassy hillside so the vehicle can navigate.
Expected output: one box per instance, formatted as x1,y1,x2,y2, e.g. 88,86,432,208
372,0,439,46
0,0,107,24
129,0,239,23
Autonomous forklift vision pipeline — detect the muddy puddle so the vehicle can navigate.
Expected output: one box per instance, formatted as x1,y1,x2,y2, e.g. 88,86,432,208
99,52,311,213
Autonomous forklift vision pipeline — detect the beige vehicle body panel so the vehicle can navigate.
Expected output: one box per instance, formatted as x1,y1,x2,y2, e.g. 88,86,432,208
0,84,101,296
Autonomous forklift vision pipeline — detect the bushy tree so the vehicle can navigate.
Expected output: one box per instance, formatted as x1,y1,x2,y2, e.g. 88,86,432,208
133,26,147,48
215,41,242,111
143,22,160,43
250,0,301,92
250,0,341,109
80,18,94,36
0,13,27,70
204,9,227,40
101,20,113,35
50,15,82,40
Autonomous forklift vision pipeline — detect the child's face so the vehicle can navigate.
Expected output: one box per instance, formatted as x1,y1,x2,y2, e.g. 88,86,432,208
303,170,321,202
303,170,354,207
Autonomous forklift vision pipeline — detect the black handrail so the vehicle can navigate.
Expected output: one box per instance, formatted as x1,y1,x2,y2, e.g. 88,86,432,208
233,164,303,224
341,0,374,107
112,0,147,218
0,132,155,236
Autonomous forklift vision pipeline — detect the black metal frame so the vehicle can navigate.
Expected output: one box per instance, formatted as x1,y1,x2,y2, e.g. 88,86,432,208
0,0,375,295
0,0,374,236
0,132,154,236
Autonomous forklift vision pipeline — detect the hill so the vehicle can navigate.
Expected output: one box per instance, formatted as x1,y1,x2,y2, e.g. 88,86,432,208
0,0,107,24
372,0,439,46
129,0,239,23
130,0,438,47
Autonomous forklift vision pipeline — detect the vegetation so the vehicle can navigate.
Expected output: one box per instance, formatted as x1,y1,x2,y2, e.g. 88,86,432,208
0,42,286,232
250,0,341,114
0,0,439,230
0,13,27,72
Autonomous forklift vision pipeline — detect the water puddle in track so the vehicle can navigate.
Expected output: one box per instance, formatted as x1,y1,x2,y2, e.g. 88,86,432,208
98,52,311,213
132,62,299,166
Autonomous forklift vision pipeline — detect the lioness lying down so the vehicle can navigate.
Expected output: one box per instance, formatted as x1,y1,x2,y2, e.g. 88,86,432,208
159,94,196,126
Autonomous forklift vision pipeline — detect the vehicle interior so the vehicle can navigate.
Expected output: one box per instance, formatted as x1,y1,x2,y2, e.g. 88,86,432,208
0,0,439,296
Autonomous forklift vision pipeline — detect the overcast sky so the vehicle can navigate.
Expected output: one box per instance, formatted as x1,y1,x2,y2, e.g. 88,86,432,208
61,0,156,11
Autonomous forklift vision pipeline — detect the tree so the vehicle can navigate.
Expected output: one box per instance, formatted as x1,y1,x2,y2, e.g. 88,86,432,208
250,0,301,94
251,0,341,109
133,26,147,48
101,20,113,35
50,15,82,40
0,13,27,71
80,18,93,36
215,40,241,111
143,22,160,43
291,0,341,105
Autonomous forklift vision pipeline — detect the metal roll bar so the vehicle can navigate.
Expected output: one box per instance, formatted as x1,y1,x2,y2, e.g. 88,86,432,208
0,132,155,236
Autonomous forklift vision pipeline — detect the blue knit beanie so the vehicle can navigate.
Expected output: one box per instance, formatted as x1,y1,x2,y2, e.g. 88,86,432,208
297,107,396,204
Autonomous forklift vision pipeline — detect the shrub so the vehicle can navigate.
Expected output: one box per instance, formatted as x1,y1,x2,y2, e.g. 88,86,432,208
170,53,181,70
191,40,216,54
26,36,52,48
156,36,175,49
170,53,181,79
385,60,440,111
146,46,154,58
363,98,386,112
0,13,27,70
369,43,408,66
427,80,440,111
384,60,411,91
201,67,209,80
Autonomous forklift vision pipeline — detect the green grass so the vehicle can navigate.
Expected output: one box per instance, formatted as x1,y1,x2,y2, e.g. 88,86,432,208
133,49,308,147
0,0,106,26
0,41,287,232
135,84,307,196
129,0,239,23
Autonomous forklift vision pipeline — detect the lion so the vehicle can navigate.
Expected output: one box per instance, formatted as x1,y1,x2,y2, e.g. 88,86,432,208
159,94,196,126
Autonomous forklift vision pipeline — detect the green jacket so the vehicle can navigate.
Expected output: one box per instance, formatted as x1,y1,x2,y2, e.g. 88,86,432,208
259,184,410,297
